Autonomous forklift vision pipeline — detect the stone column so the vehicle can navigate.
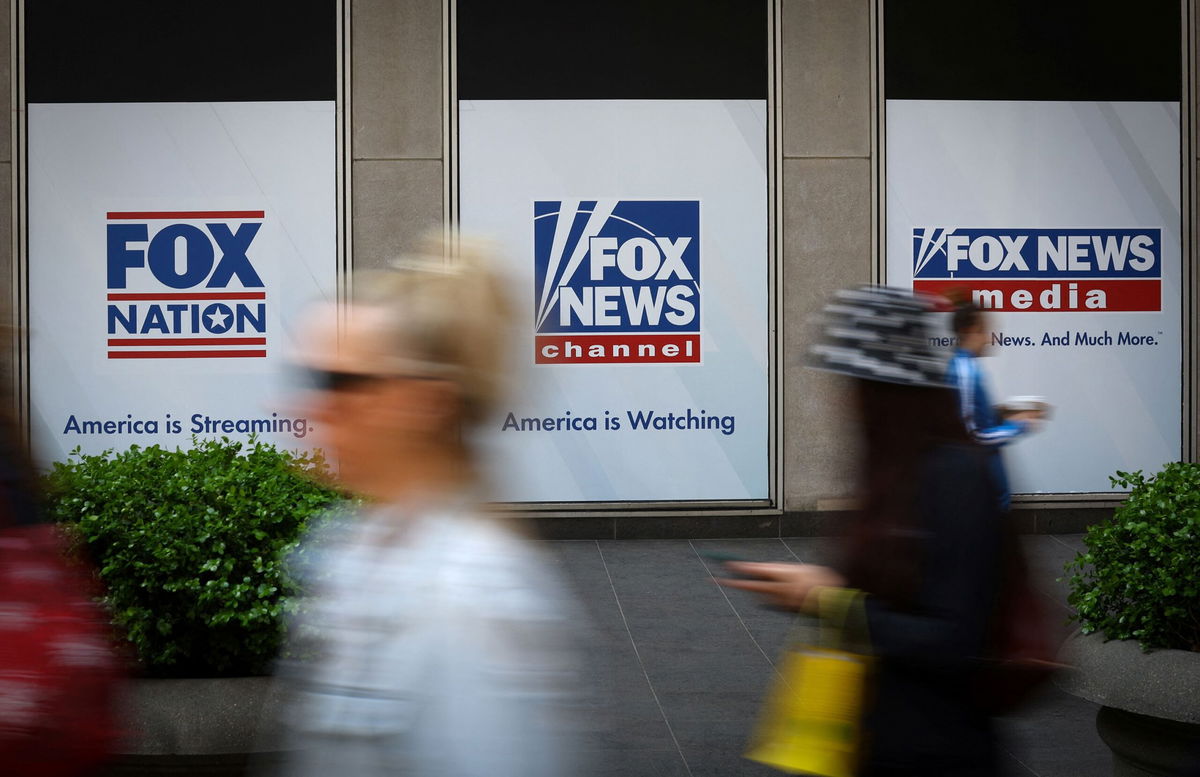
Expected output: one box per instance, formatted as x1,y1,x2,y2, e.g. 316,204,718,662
779,0,873,517
350,0,444,271
1,0,13,387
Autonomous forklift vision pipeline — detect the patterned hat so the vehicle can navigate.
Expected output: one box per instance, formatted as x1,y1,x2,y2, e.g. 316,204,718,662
808,285,949,388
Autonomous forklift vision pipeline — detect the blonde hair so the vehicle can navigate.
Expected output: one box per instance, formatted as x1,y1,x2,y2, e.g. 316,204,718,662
351,235,514,427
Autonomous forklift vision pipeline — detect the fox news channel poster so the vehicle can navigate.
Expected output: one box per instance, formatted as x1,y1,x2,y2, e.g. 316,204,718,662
459,100,769,502
28,102,337,465
886,100,1181,494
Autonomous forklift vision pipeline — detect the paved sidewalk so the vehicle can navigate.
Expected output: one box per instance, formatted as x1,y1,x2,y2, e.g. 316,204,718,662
546,534,1105,777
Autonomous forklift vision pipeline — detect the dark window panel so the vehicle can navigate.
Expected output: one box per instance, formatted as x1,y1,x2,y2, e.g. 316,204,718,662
886,0,1181,101
26,0,336,103
458,0,767,100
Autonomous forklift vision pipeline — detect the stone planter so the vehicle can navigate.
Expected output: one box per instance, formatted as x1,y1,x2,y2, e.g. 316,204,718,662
1058,631,1200,777
103,677,285,777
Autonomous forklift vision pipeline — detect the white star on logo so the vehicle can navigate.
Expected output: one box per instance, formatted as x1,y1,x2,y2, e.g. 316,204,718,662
207,309,231,330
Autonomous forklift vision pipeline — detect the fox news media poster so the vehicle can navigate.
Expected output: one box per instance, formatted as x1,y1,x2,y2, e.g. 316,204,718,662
28,102,338,465
459,100,769,502
886,100,1182,494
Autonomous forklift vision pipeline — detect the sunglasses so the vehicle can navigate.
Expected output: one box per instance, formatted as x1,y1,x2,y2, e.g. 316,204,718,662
295,366,438,393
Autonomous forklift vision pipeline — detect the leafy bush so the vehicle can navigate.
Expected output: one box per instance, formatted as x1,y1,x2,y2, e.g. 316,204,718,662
1066,463,1200,652
42,437,342,677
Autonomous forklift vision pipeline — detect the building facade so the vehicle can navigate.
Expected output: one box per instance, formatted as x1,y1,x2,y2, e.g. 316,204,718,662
4,1,1197,535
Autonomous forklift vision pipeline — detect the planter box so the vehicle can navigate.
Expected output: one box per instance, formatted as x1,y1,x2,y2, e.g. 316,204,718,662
103,677,285,777
1058,631,1200,777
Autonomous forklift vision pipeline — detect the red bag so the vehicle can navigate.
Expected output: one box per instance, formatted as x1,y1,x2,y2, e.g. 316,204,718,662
0,522,125,776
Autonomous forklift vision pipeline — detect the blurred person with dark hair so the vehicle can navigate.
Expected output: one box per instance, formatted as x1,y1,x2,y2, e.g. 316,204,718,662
721,287,1024,777
947,300,1041,510
273,238,587,777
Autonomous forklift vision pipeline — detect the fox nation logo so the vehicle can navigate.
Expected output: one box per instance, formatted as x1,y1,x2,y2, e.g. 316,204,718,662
105,210,268,359
911,227,1162,312
533,200,700,364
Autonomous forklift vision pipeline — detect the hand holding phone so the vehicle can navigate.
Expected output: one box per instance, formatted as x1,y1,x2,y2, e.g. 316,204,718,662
715,561,847,613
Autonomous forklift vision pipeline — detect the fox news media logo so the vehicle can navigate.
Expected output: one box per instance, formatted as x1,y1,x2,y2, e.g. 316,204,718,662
533,199,700,364
105,210,267,359
911,228,1161,312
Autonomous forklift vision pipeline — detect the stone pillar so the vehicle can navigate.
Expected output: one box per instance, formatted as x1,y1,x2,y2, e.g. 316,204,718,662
779,0,874,515
1,0,13,388
350,0,444,271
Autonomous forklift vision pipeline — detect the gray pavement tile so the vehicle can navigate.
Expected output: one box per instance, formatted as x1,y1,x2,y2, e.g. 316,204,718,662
537,533,1108,776
614,590,741,631
999,749,1040,776
549,543,615,594
578,749,691,777
573,603,629,650
635,644,771,687
587,714,680,752
597,539,702,558
598,540,717,600
1050,533,1088,553
640,652,775,694
582,642,652,705
560,591,631,655
1022,536,1079,623
547,538,603,554
671,725,782,777
781,535,843,564
997,685,1108,777
720,610,795,663
690,538,798,568
618,594,754,641
1024,535,1081,569
655,688,770,724
546,540,616,602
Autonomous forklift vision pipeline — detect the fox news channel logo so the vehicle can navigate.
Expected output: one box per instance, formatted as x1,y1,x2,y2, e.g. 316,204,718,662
911,227,1161,312
533,199,700,364
105,210,268,359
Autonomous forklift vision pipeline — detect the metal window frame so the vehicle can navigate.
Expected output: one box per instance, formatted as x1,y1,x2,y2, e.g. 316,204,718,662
11,1,26,438
445,0,783,515
872,0,1199,504
10,0,353,449
338,0,353,308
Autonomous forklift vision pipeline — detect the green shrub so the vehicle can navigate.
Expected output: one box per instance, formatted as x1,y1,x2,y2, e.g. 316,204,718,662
42,437,342,677
1066,463,1200,652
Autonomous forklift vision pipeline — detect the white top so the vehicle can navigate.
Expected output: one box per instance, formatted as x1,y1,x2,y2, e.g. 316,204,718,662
277,502,585,777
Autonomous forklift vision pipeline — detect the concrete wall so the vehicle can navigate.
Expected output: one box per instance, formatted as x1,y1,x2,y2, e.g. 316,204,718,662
6,1,1197,521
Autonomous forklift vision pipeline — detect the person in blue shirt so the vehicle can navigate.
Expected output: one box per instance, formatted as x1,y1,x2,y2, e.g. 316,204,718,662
946,301,1040,510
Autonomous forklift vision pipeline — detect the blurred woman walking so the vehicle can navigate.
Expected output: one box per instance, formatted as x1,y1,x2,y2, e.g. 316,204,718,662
274,238,586,777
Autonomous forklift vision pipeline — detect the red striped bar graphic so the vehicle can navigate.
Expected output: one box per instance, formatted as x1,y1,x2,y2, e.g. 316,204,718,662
106,211,265,220
108,337,266,347
107,350,267,360
107,292,266,301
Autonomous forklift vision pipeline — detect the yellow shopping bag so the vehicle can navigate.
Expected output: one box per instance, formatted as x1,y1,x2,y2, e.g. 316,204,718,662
745,589,872,777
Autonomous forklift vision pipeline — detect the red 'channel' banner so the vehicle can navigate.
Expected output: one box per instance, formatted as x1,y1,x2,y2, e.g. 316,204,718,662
535,334,700,364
